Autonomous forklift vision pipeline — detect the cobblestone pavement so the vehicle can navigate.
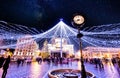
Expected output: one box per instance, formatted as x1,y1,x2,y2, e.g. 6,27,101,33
0,61,120,78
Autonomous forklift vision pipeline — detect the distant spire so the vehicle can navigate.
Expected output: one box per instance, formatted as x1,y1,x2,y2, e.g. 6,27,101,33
60,18,63,21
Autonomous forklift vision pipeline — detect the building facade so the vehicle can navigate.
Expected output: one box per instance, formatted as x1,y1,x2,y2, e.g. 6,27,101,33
47,38,74,57
14,35,39,57
81,47,120,58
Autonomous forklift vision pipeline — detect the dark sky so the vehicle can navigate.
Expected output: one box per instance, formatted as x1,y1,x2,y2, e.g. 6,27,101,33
0,0,120,31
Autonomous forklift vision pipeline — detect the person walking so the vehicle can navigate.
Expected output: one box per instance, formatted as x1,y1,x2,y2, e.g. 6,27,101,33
17,58,21,67
2,55,10,78
0,55,5,68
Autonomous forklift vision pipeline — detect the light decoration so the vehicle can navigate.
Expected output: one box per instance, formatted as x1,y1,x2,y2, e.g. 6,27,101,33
0,20,120,54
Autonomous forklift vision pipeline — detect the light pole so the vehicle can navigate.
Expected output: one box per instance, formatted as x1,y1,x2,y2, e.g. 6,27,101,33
72,14,87,78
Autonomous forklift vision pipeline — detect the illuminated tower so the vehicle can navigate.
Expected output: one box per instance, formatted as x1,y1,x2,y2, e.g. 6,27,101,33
14,35,39,57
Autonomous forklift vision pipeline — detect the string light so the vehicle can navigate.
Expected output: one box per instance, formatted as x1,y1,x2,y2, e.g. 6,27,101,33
0,20,120,51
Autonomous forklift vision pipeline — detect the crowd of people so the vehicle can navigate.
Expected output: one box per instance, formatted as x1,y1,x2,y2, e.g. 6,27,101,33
84,57,120,71
0,54,120,78
36,56,73,65
35,56,120,72
15,57,32,67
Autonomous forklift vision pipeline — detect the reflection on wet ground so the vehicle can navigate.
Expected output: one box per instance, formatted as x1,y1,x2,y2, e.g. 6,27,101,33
0,61,120,78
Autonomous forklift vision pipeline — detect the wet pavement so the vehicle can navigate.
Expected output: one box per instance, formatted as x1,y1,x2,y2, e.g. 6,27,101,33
0,61,120,78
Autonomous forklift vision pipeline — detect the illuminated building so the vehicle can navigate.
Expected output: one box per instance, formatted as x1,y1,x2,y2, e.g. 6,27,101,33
47,38,74,57
14,35,39,57
78,47,120,58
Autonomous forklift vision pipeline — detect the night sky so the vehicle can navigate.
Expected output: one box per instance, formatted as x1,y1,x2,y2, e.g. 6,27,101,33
0,0,120,31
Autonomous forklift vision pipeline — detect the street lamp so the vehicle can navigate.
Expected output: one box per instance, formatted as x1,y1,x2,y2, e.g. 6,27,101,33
72,14,87,78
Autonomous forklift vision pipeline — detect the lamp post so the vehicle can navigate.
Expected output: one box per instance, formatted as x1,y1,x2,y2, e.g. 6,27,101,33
72,14,87,78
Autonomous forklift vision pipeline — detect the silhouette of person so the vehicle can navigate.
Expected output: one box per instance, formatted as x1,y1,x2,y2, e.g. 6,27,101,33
0,55,5,68
17,58,21,67
2,55,10,78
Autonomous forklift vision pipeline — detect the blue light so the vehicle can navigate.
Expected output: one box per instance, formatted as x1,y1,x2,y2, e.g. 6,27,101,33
0,20,120,50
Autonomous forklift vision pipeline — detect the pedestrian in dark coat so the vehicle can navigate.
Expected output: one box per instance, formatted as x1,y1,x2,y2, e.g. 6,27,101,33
2,55,10,78
0,55,5,68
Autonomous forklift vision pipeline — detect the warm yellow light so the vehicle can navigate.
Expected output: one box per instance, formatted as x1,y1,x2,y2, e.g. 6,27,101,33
73,15,84,24
36,50,40,52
